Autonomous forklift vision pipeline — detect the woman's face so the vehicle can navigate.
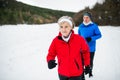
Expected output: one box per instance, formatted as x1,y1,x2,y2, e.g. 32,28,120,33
59,22,72,38
83,16,91,23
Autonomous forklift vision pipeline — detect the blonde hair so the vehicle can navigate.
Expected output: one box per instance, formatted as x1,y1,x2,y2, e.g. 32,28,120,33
58,16,75,28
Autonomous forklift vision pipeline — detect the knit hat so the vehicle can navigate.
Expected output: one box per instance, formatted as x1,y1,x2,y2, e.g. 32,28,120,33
58,16,75,28
83,12,92,21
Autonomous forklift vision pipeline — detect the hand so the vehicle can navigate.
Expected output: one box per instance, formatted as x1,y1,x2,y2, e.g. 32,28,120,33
84,66,91,75
89,71,93,77
48,60,57,69
85,37,91,42
84,66,93,77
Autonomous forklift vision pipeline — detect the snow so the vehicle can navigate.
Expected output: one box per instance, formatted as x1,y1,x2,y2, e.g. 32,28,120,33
0,23,120,80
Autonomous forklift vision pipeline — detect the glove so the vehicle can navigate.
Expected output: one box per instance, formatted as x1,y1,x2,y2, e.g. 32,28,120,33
85,66,93,77
84,66,91,75
89,71,93,77
48,60,57,69
85,37,91,42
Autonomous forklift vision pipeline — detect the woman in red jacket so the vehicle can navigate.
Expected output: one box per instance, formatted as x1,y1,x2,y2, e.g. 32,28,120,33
46,16,91,80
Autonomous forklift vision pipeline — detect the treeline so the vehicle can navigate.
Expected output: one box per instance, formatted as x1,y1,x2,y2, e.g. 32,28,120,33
0,0,75,25
0,0,120,26
73,0,120,26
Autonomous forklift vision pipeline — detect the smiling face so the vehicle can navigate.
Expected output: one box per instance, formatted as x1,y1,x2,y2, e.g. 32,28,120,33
59,21,72,38
83,16,91,23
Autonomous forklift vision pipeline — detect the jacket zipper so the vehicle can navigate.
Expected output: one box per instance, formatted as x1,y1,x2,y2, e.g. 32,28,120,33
67,42,71,76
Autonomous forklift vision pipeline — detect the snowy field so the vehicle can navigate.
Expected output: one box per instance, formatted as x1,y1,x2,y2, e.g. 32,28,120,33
0,23,120,80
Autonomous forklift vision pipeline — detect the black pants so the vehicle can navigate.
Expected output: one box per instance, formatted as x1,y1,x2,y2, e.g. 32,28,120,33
81,72,85,80
81,52,95,80
59,74,82,80
90,52,95,70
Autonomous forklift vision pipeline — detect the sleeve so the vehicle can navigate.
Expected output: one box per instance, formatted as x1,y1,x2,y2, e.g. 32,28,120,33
80,37,90,66
91,24,102,41
46,38,57,62
78,24,81,35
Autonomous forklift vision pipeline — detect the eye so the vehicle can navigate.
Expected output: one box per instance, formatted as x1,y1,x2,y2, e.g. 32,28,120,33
65,26,68,28
60,26,63,28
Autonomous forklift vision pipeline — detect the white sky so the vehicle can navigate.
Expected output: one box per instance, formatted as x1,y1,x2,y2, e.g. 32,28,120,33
16,0,105,12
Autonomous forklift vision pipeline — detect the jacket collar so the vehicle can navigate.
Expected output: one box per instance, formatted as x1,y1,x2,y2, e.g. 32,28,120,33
83,21,93,26
58,30,74,42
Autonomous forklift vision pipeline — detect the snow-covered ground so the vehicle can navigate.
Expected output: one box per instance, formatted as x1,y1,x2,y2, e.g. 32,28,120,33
0,23,120,80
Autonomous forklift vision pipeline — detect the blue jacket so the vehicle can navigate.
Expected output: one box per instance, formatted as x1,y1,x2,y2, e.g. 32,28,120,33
78,22,102,52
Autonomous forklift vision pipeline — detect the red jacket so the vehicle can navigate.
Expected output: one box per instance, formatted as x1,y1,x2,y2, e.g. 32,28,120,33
47,31,90,77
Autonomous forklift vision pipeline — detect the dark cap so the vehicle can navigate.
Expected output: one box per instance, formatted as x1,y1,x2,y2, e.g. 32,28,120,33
83,12,92,21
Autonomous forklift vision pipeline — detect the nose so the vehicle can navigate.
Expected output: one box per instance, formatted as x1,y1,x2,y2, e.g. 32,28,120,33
62,27,66,32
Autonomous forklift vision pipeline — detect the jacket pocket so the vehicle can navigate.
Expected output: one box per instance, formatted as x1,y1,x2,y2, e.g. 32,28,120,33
74,59,80,70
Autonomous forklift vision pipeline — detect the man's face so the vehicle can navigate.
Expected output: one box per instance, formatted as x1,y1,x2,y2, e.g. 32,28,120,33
83,16,91,23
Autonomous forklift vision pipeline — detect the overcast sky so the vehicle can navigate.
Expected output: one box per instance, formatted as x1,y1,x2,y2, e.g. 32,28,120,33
16,0,105,12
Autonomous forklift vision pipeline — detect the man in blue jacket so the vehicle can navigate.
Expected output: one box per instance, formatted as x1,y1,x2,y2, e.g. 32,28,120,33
78,12,102,78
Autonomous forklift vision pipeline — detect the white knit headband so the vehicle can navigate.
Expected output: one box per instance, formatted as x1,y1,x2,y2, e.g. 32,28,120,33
58,19,73,27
